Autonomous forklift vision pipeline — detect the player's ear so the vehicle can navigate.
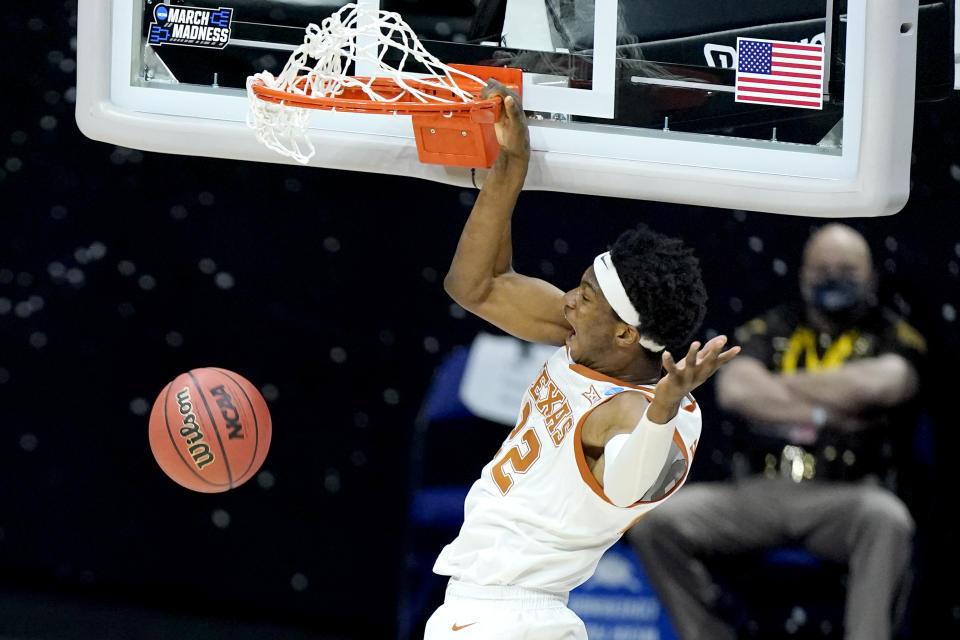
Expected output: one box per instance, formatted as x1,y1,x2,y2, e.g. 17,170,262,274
614,323,638,347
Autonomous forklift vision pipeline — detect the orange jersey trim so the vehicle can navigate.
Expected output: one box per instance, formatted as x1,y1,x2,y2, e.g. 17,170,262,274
620,511,648,535
570,362,697,413
564,346,699,413
568,363,657,394
573,395,693,508
564,345,657,393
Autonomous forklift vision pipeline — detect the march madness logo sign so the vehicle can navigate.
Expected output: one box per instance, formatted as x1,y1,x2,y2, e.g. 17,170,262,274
148,4,234,49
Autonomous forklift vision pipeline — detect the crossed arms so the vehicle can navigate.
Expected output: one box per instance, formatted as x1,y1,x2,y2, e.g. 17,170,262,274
716,353,918,433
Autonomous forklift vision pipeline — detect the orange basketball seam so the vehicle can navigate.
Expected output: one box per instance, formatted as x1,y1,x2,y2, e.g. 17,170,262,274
187,369,235,489
210,367,262,483
160,379,228,488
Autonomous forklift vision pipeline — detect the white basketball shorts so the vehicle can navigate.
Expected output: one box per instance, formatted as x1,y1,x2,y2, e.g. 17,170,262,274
423,579,587,640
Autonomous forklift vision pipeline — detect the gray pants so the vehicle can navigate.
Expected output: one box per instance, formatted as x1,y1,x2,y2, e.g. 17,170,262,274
625,476,914,640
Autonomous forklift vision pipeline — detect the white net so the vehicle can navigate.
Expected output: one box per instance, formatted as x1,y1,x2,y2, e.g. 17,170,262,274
246,2,487,164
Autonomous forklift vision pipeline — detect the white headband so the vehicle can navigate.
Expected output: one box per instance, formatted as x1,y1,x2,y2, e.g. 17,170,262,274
593,252,666,352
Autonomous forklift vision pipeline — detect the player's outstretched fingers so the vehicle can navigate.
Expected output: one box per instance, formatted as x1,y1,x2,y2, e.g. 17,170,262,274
698,336,722,363
661,350,676,374
684,341,701,368
717,343,741,364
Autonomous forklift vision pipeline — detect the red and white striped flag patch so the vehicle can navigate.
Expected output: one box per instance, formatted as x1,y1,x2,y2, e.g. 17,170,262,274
735,37,824,110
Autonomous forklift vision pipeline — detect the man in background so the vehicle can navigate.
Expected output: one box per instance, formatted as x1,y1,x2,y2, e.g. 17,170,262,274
628,223,926,640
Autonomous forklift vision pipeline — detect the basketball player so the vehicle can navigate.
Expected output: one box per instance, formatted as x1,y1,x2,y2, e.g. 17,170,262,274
422,81,740,639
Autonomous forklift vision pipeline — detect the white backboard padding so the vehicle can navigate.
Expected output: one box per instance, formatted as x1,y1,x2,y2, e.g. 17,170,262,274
76,0,920,217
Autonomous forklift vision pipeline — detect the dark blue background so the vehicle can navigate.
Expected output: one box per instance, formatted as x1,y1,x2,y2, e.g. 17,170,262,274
1,2,958,638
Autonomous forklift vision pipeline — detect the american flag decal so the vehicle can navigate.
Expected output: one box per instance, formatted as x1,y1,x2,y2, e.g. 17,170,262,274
735,37,824,110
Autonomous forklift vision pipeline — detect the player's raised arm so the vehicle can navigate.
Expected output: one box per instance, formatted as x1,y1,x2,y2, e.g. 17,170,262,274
593,336,740,507
443,80,571,345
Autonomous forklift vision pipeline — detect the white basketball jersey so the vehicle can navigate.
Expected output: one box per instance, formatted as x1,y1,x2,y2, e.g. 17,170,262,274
433,346,701,593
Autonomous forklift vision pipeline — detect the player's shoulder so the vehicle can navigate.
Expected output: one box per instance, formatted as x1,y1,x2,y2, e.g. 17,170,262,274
588,387,651,421
599,387,698,427
580,387,651,444
582,387,699,447
610,387,654,415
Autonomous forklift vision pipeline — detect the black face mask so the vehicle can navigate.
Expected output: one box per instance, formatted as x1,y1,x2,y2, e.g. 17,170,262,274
810,278,866,324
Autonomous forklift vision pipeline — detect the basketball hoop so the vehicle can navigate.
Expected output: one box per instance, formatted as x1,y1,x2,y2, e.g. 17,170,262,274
246,3,522,168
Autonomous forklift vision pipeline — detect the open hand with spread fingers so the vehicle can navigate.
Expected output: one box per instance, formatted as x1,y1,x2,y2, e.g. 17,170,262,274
649,336,741,422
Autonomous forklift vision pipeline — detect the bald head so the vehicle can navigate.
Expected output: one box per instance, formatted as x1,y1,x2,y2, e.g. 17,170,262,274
803,224,872,269
800,223,876,317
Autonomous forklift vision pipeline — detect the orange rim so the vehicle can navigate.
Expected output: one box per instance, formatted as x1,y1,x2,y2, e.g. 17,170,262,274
249,75,503,118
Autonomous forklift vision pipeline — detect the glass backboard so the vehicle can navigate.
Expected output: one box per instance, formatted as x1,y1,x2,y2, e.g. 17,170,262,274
76,0,955,217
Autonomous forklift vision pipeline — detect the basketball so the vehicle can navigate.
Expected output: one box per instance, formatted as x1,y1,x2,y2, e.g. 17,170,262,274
148,368,272,493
